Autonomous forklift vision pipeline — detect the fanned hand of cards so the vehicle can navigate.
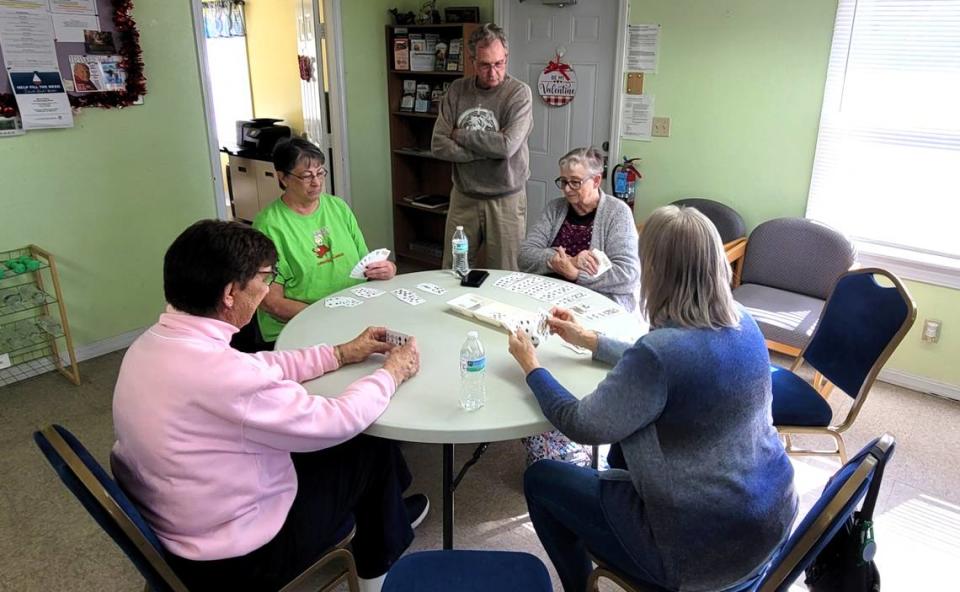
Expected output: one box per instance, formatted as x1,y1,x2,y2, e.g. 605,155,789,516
588,249,613,278
350,248,391,280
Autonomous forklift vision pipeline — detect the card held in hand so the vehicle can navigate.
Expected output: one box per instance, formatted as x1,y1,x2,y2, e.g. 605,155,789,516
350,248,391,280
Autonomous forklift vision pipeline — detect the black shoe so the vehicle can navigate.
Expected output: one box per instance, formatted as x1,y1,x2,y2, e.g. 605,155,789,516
404,494,429,529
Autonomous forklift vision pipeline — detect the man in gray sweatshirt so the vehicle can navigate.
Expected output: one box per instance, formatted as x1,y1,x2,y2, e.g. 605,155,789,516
431,23,533,270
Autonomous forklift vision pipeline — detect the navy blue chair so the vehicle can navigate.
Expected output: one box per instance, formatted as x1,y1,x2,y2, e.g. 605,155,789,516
34,424,358,592
588,434,896,592
382,550,552,592
771,268,915,461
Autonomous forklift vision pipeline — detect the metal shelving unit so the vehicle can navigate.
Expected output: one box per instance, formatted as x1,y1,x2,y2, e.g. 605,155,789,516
0,245,80,386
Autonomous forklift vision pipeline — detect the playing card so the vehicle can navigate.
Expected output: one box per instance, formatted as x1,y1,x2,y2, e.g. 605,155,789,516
392,288,425,306
586,307,620,320
588,249,613,278
385,329,412,346
324,296,363,308
416,282,446,295
351,286,385,299
349,248,392,279
494,272,525,289
555,291,587,306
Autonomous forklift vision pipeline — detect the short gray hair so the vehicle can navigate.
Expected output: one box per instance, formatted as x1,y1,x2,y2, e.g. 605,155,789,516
558,146,604,177
639,205,741,330
468,23,508,57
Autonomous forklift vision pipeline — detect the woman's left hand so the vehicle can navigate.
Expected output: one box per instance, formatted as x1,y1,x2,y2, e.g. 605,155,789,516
508,329,541,375
364,260,397,281
337,326,394,365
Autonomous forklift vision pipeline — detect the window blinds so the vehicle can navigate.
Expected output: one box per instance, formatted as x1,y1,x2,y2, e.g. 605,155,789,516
806,0,960,259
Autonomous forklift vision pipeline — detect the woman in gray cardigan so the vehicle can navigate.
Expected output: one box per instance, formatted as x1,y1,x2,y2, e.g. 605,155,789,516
517,147,640,312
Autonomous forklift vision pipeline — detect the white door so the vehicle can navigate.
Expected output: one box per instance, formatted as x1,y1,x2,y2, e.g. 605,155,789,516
505,0,622,230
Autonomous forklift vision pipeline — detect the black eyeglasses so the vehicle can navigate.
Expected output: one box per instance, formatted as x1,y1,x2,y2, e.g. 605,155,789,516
258,268,287,286
285,168,327,183
555,177,586,190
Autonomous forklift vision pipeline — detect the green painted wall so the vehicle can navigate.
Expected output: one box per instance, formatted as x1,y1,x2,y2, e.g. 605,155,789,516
616,0,958,388
0,2,216,349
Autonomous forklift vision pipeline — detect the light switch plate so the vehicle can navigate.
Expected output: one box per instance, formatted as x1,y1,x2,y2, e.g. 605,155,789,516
652,116,671,137
0,353,10,370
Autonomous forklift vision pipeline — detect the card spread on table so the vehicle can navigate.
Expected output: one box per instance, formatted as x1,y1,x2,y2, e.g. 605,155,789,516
494,272,525,289
385,329,412,346
392,288,425,306
349,248,391,279
324,296,362,308
416,282,446,295
351,286,385,299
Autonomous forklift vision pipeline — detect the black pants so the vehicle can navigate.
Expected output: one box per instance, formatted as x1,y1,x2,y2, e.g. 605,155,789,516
167,436,414,590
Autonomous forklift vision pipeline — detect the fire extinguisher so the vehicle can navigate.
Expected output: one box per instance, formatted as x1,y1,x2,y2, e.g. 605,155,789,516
612,157,642,208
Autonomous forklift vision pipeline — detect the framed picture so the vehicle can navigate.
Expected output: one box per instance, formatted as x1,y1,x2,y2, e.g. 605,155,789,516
444,7,480,24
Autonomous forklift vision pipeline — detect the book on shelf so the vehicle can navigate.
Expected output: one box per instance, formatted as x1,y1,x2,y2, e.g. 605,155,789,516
399,79,416,111
409,33,425,52
447,38,462,72
404,194,450,210
414,83,431,112
393,36,409,71
429,84,444,113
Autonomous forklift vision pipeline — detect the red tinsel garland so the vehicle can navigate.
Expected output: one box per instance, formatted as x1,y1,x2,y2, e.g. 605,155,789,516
0,0,147,118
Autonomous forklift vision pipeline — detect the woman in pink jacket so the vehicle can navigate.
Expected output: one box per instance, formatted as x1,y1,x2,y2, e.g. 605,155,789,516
111,220,424,591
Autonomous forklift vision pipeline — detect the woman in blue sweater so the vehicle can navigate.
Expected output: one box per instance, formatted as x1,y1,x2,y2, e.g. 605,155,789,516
507,205,797,592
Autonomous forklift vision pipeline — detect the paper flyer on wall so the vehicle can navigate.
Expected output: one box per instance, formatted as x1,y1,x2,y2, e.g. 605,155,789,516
47,0,96,15
51,12,97,42
621,94,654,141
0,1,48,11
8,69,74,129
0,7,58,70
68,54,124,92
625,24,660,73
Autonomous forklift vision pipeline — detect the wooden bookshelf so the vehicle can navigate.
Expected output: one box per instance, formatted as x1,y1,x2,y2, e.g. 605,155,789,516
386,23,478,268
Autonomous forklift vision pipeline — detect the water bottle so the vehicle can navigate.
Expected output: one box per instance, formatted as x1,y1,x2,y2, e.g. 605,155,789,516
459,331,486,411
452,226,470,277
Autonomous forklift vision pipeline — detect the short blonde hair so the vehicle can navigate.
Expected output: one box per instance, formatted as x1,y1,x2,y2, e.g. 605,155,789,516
639,205,740,329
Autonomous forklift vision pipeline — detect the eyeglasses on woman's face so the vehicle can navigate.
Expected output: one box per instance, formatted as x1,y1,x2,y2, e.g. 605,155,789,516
285,167,327,183
257,267,287,286
555,177,586,190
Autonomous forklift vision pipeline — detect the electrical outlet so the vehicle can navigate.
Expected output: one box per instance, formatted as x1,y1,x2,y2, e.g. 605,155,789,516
652,116,671,137
921,319,942,343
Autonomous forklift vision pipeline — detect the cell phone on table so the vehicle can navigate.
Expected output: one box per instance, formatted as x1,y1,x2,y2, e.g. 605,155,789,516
460,269,489,288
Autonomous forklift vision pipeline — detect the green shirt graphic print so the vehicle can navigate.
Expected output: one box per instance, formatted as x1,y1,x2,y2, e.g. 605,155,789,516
253,194,369,342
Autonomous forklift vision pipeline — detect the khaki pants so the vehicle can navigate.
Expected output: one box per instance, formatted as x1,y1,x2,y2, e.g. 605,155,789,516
442,187,527,271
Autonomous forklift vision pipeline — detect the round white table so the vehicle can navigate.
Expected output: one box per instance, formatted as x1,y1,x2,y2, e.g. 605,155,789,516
277,269,645,548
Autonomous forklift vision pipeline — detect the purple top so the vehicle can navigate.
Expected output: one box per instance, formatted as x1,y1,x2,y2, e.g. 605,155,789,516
550,206,596,256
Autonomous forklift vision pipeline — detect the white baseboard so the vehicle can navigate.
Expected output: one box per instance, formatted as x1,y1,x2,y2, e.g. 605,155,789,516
878,368,960,402
71,327,145,363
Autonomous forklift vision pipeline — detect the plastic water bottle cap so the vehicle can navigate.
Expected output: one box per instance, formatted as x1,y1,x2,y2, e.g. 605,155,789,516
456,225,463,230
467,331,478,339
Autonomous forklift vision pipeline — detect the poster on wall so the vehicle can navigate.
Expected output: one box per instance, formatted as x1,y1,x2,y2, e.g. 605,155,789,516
68,53,122,91
625,23,660,73
621,94,653,141
8,69,73,128
47,0,97,16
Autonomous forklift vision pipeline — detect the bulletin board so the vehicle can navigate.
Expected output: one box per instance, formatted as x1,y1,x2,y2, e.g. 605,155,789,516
0,0,146,118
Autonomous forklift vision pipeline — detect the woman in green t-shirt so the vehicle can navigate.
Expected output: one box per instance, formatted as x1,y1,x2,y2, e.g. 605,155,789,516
251,138,396,348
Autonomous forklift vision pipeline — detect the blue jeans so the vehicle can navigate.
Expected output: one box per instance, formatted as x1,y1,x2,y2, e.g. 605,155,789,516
523,460,669,592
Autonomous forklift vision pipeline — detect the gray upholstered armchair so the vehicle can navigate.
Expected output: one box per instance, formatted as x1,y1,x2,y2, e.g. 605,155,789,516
732,217,856,357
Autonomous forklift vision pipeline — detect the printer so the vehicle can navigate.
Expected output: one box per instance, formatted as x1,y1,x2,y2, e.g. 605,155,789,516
235,118,292,157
